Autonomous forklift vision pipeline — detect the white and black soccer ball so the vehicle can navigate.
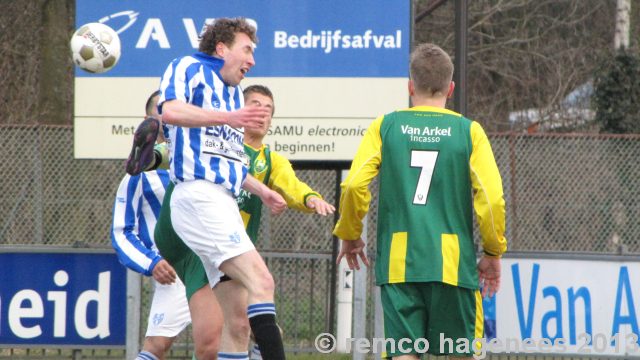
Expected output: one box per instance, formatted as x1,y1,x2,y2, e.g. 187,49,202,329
70,22,121,74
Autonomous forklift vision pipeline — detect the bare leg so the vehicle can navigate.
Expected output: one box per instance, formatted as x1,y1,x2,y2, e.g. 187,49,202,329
190,285,223,360
220,250,284,360
139,336,175,360
214,279,251,352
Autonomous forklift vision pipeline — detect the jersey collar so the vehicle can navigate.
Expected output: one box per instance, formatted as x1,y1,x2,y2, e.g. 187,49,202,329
193,52,225,72
402,105,461,117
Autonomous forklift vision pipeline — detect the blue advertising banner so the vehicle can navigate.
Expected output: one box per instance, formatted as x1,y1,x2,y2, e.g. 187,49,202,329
75,0,410,77
0,253,126,346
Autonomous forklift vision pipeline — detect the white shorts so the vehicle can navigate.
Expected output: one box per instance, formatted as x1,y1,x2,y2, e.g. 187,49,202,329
145,277,191,337
170,180,255,288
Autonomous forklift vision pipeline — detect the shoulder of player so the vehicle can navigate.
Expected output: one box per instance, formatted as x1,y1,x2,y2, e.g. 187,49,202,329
267,148,291,166
469,120,488,137
169,55,209,76
121,173,140,185
137,169,171,185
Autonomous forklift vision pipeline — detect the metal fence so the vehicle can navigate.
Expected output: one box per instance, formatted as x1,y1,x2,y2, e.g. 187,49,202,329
1,125,640,359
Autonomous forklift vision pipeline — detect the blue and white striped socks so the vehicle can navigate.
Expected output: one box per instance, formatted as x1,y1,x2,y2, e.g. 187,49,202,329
136,351,159,360
218,351,249,360
247,303,277,317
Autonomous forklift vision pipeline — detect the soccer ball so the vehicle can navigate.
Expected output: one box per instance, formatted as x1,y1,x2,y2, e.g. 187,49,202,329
70,23,121,74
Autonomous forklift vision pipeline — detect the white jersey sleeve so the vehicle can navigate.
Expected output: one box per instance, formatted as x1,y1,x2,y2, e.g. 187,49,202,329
110,171,169,276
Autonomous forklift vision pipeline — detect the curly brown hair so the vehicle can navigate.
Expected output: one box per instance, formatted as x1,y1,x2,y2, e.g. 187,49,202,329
198,18,258,55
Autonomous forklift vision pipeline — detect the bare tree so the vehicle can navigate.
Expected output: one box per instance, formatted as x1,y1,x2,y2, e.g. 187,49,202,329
0,0,74,125
414,0,636,132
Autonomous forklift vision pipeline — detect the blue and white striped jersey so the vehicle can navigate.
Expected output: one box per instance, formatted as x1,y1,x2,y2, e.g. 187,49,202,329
158,52,248,197
111,169,170,276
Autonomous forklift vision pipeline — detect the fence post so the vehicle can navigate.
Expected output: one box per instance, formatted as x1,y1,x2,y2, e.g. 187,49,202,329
508,132,518,247
328,168,342,336
35,127,44,243
126,270,142,359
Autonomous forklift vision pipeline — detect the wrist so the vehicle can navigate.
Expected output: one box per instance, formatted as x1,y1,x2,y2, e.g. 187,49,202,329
483,250,501,259
149,256,163,272
306,196,317,207
304,193,321,207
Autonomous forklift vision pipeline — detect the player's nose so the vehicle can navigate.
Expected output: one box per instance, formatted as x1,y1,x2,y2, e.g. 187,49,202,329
247,53,255,67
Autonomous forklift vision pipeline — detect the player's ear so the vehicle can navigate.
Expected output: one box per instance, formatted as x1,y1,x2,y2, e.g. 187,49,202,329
447,81,455,98
215,42,226,57
408,79,415,97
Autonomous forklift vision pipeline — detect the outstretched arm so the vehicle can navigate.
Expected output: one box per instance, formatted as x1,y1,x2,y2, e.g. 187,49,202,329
267,151,335,216
305,196,335,216
157,59,269,130
243,174,287,215
162,100,270,130
333,116,383,241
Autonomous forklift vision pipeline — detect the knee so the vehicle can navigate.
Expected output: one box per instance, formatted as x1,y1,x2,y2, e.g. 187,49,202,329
227,315,251,341
195,340,220,360
252,271,275,299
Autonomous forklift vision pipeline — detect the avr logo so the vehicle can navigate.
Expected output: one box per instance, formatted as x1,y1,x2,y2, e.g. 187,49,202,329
96,11,258,49
98,10,139,34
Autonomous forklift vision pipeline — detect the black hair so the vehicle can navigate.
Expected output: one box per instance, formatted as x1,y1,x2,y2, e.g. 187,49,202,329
145,90,161,116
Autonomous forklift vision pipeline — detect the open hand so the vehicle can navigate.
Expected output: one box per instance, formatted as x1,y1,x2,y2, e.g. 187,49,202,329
227,106,270,130
306,196,335,216
336,238,370,270
477,255,501,297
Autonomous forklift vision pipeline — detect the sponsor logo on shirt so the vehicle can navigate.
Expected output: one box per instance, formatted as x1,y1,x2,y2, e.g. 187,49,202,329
401,125,452,143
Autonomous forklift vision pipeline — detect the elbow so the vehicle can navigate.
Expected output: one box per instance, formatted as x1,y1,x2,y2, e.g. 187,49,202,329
160,101,182,125
342,181,359,196
161,105,178,125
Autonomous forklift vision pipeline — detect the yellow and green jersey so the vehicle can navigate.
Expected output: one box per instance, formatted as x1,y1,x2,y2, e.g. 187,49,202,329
333,106,507,289
238,144,321,242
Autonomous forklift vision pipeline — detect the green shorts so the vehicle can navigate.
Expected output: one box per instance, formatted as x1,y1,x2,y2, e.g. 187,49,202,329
380,282,483,357
154,182,209,300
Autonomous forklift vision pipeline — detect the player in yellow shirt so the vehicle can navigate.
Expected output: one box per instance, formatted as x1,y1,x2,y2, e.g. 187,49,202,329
216,85,334,360
334,43,506,359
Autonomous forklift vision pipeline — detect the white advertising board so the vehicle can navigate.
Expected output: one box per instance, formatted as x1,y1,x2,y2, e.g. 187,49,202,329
490,257,640,357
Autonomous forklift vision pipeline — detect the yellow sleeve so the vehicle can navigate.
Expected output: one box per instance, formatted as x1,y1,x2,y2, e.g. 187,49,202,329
333,116,384,240
268,151,320,213
469,121,508,256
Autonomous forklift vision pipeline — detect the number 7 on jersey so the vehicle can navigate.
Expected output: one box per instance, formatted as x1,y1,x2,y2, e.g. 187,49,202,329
410,150,439,205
